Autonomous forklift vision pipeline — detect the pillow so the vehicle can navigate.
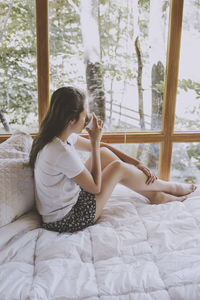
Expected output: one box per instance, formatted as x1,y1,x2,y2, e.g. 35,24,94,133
0,130,33,159
0,158,35,227
0,131,35,227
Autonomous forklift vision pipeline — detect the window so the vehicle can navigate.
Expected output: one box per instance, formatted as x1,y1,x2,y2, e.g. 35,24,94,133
171,143,200,184
175,0,200,131
49,0,170,132
0,0,38,133
1,0,200,182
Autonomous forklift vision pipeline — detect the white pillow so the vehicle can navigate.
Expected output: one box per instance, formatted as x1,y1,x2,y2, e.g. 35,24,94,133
0,132,35,227
0,130,33,159
0,158,35,227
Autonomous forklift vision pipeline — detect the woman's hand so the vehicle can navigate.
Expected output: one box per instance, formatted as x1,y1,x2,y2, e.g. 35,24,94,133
137,163,157,185
86,113,103,145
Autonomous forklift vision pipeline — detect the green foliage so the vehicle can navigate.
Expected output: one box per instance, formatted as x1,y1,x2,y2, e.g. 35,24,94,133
0,1,37,130
194,0,200,8
178,79,200,99
152,80,165,94
187,144,200,170
98,0,148,117
49,0,85,92
139,0,150,11
0,0,200,184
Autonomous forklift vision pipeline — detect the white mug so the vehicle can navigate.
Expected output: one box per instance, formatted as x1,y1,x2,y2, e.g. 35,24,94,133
86,115,93,129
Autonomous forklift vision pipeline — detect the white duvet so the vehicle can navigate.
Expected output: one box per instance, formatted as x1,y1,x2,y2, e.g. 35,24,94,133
1,184,200,300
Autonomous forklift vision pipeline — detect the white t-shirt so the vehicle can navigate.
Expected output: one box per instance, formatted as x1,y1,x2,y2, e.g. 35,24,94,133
34,133,85,223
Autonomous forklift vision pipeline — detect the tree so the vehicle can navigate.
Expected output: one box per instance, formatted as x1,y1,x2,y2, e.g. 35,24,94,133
131,0,145,159
80,0,105,121
147,0,167,169
0,0,14,131
49,0,85,89
0,1,38,131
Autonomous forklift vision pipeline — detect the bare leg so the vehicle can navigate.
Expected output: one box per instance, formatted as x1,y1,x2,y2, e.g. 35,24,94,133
85,147,195,197
94,159,195,222
119,163,196,196
139,191,187,205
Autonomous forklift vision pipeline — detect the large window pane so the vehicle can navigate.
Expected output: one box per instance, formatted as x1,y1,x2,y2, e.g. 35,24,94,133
171,143,200,184
114,143,160,174
49,0,86,92
175,0,200,131
49,0,170,132
0,0,38,133
78,142,160,175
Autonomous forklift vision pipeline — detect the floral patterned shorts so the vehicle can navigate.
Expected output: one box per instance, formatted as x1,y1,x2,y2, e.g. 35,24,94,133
42,189,96,233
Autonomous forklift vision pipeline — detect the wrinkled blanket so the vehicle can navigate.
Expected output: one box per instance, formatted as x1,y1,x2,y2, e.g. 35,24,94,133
1,185,200,300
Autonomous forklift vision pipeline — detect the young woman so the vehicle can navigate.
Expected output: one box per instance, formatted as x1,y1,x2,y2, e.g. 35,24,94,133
29,86,196,233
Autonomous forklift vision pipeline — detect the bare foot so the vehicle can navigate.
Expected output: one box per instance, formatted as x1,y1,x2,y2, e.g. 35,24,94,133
170,183,196,196
149,191,187,205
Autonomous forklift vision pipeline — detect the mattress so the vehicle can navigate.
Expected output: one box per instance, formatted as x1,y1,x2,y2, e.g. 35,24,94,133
1,184,200,300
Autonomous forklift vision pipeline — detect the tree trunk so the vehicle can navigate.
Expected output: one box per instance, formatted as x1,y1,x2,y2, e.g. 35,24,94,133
86,62,105,120
109,77,114,124
147,0,166,170
0,109,10,132
148,61,164,169
151,61,164,130
132,1,145,160
135,36,145,160
80,0,105,121
0,0,14,41
135,36,145,130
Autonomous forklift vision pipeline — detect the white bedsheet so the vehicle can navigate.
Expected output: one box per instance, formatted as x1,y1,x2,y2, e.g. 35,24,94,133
1,184,200,300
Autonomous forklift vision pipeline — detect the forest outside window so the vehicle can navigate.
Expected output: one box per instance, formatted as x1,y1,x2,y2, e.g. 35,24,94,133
49,0,170,133
175,0,200,131
0,0,38,133
0,0,200,183
171,143,200,183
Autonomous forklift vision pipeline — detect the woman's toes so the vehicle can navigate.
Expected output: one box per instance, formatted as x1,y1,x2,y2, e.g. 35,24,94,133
150,193,187,205
175,183,197,196
167,195,187,203
191,184,197,192
180,196,187,202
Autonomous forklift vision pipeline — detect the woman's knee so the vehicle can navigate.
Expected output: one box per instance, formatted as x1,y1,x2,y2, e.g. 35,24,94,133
96,161,124,198
100,146,109,154
105,160,124,179
94,160,126,222
100,147,119,170
100,146,114,159
109,159,123,169
94,160,123,222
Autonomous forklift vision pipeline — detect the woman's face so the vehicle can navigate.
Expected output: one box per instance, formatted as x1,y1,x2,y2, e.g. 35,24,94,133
71,100,90,133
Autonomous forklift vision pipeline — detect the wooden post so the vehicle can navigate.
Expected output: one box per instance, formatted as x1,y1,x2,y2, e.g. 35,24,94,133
35,0,50,125
159,0,184,180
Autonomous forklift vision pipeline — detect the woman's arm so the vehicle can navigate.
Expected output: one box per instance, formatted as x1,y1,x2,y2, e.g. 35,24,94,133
73,114,103,193
75,136,140,164
76,136,148,167
72,142,101,194
100,142,140,165
75,135,92,152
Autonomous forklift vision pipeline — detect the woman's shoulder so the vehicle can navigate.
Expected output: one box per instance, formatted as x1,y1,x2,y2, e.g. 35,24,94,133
67,133,78,145
39,138,66,160
39,136,78,164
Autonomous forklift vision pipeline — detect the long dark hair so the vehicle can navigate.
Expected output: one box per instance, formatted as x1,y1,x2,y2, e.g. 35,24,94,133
29,86,85,168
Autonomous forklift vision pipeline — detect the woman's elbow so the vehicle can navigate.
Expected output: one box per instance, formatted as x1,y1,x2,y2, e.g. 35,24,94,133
91,184,101,194
95,186,101,194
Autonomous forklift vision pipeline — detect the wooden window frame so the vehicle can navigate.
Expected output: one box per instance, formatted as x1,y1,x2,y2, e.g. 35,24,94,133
1,0,200,181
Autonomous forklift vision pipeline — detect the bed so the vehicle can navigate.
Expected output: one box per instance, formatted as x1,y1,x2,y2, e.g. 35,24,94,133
1,132,200,300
